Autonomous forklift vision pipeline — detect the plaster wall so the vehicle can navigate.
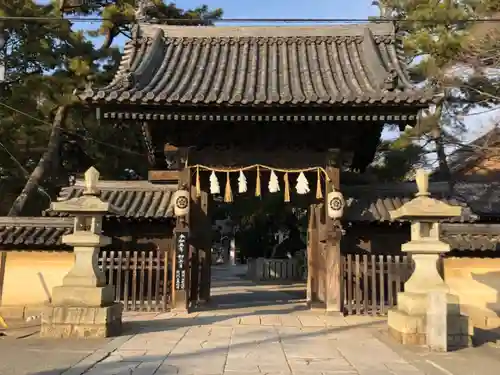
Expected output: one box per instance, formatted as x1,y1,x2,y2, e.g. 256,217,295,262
0,250,73,318
444,257,500,331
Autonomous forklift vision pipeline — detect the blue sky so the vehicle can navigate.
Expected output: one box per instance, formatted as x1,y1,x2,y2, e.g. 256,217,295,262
183,0,378,20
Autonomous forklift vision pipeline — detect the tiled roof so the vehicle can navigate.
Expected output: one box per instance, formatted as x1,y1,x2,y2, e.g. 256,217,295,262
1,217,499,252
342,182,478,223
45,180,177,219
79,24,435,107
2,180,500,248
441,223,500,251
0,217,73,247
45,180,497,222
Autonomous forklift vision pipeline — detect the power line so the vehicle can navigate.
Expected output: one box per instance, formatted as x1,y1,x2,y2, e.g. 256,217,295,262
0,101,143,156
1,16,500,24
0,140,52,204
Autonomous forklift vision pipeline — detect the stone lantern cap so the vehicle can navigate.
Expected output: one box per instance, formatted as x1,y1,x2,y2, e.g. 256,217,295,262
389,169,462,221
50,167,124,216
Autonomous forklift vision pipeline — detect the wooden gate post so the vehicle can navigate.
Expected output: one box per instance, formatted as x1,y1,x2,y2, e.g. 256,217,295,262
171,168,191,311
307,203,326,307
306,204,317,305
198,191,211,302
188,185,211,305
324,165,343,313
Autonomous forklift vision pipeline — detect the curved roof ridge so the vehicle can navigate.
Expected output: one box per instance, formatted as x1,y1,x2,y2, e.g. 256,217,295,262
138,22,396,38
80,22,436,106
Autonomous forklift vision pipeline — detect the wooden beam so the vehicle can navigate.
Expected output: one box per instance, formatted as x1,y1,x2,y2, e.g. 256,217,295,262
148,170,181,182
190,150,333,170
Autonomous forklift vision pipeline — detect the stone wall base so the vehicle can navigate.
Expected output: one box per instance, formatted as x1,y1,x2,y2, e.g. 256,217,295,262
389,326,426,346
40,303,122,338
388,308,471,350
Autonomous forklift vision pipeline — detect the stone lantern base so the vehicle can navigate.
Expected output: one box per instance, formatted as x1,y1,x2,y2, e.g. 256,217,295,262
388,291,470,349
40,303,123,339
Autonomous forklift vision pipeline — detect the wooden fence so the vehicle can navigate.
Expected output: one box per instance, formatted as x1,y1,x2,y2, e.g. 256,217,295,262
342,254,414,316
247,258,302,281
98,249,172,312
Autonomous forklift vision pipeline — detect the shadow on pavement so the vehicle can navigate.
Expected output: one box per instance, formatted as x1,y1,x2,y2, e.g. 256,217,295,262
122,304,316,335
28,319,382,375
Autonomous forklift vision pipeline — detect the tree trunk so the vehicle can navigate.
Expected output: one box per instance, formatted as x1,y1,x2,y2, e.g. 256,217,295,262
7,106,67,216
431,106,454,193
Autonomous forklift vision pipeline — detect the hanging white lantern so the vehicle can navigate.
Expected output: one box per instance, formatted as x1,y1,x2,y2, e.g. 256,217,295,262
327,190,345,219
173,189,190,217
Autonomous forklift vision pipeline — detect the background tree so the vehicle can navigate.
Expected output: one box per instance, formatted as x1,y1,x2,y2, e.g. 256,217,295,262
212,194,308,260
370,0,500,183
1,1,222,215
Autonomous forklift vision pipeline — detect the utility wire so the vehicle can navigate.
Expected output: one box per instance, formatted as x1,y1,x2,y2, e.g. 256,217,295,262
0,140,53,204
0,16,499,24
0,100,152,202
0,101,144,156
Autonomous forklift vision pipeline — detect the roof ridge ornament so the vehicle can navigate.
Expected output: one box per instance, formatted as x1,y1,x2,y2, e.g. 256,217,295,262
383,69,399,91
135,0,157,23
415,168,430,197
371,1,392,19
83,166,100,196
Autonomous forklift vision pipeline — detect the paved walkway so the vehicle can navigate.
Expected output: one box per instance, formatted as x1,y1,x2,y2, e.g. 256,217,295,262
2,265,500,374
88,312,411,375
64,266,416,375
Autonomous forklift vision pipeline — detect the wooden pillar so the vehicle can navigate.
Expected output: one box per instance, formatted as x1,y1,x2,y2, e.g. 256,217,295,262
189,185,200,306
0,251,6,306
171,168,190,311
306,205,316,305
324,165,343,313
188,185,211,305
199,191,211,302
316,204,327,303
307,203,324,307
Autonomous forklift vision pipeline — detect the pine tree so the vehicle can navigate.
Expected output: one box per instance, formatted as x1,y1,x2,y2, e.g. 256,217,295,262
2,1,222,215
371,1,497,184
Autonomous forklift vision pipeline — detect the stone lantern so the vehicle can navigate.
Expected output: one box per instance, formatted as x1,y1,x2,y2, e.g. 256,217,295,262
388,169,468,350
41,167,124,338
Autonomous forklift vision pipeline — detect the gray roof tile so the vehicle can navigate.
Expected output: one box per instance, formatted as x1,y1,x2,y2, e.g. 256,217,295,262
79,24,435,106
342,183,478,222
441,223,500,251
0,217,73,247
46,180,177,219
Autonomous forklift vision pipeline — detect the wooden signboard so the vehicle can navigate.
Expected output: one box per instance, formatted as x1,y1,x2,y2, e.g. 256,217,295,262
174,229,189,292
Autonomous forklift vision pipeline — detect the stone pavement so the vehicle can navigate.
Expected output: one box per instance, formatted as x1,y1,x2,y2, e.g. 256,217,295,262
75,311,415,375
2,265,500,374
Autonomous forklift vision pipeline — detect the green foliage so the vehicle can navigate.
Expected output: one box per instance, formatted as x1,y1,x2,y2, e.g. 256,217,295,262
214,194,308,259
369,138,424,181
0,1,222,213
371,1,500,180
62,0,223,50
